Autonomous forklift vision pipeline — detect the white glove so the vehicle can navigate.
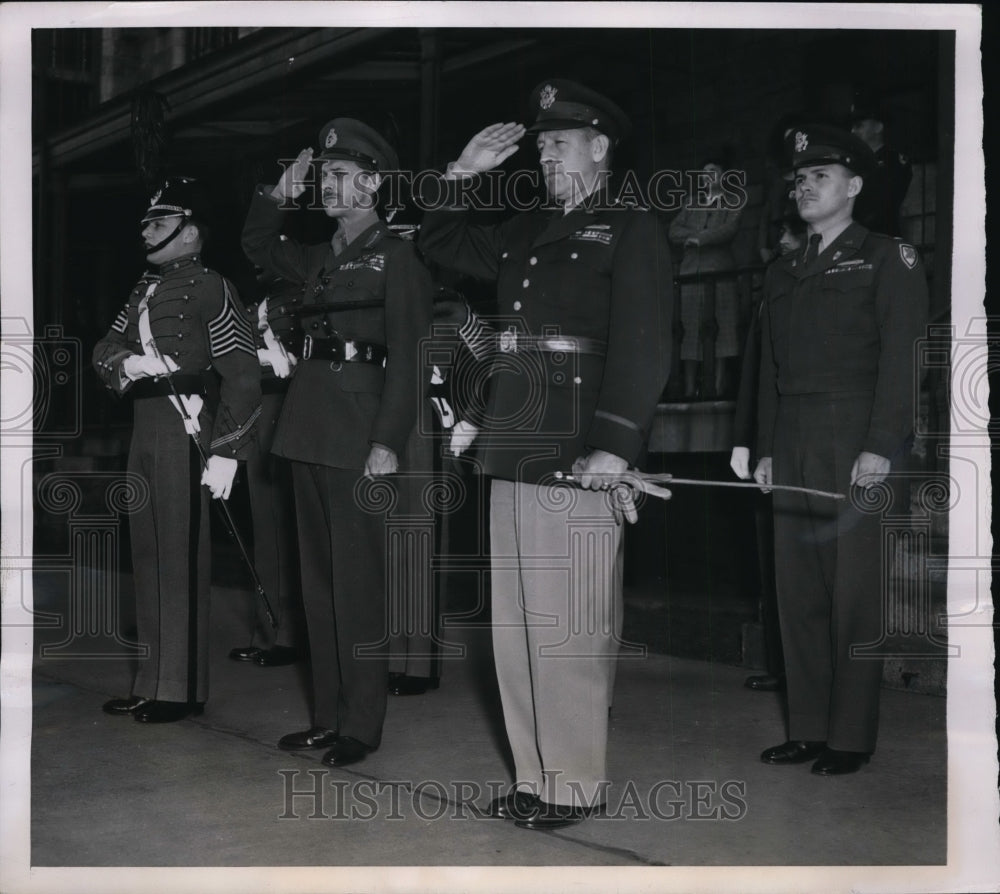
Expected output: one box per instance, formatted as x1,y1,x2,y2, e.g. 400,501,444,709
730,446,751,480
122,352,178,381
449,420,479,456
201,455,238,500
168,394,203,435
257,347,296,378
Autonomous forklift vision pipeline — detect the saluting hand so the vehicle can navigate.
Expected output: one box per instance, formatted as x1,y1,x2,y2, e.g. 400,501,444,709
448,123,527,177
271,147,314,202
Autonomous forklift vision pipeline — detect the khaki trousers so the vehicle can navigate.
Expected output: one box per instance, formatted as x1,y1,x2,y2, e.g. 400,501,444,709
490,480,624,808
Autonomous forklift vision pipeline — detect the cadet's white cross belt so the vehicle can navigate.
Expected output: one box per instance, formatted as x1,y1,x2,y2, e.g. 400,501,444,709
138,280,202,434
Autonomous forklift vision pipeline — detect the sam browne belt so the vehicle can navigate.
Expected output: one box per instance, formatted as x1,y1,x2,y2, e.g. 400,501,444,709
301,335,387,365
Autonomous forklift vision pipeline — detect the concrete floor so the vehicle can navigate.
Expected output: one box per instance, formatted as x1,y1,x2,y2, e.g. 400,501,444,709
4,565,969,893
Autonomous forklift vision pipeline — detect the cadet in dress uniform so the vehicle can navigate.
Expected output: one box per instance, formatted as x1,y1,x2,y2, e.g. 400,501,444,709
242,119,434,767
419,80,672,829
228,274,304,667
753,126,928,775
95,177,261,724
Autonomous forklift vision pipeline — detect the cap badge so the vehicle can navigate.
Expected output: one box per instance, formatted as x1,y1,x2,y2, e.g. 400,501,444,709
325,128,338,149
794,131,808,153
539,84,558,110
149,188,162,206
899,244,917,269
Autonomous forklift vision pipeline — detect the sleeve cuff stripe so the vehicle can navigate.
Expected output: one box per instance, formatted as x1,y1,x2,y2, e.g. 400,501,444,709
593,409,642,433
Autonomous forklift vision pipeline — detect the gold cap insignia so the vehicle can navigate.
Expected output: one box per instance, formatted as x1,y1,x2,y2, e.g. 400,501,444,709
539,84,558,110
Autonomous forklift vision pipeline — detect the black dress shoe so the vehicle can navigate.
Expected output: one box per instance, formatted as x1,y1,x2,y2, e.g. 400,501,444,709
278,727,339,751
321,736,373,767
133,700,204,724
229,646,262,662
744,674,785,692
255,645,299,667
811,749,871,776
760,740,827,764
102,695,153,716
388,675,440,696
485,790,540,820
514,800,591,831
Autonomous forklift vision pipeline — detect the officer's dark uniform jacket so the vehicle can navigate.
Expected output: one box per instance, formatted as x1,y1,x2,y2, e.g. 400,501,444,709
756,222,928,461
418,181,672,483
242,187,434,469
93,254,261,456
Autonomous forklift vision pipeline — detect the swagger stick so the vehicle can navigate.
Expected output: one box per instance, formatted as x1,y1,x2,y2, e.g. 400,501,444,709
555,471,845,501
147,340,278,629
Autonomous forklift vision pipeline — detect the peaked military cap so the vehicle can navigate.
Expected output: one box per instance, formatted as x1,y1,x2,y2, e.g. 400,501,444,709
525,79,631,145
785,124,875,176
315,118,399,171
141,176,211,224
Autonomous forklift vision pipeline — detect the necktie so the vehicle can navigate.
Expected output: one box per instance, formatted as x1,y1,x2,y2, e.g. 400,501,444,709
803,233,822,265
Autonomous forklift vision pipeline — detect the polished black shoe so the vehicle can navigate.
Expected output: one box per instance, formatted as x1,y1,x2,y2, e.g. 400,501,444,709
229,646,262,662
321,736,373,767
514,800,592,831
760,740,827,764
278,727,339,751
744,674,785,692
811,749,871,776
485,790,540,820
133,700,204,724
388,675,440,696
255,645,299,667
102,695,153,716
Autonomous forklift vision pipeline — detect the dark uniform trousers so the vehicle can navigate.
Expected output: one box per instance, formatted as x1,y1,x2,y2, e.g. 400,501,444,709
292,462,389,747
758,221,928,754
419,181,672,808
772,393,885,752
129,399,211,703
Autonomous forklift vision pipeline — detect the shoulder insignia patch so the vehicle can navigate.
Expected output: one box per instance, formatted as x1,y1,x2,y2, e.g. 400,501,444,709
899,244,918,269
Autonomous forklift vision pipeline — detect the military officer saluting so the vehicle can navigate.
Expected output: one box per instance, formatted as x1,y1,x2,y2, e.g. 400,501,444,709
419,80,672,828
242,118,434,767
95,177,261,723
754,125,928,774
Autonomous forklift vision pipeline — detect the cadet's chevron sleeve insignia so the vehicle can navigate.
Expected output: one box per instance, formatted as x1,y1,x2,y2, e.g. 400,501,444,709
111,304,129,334
208,281,256,357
